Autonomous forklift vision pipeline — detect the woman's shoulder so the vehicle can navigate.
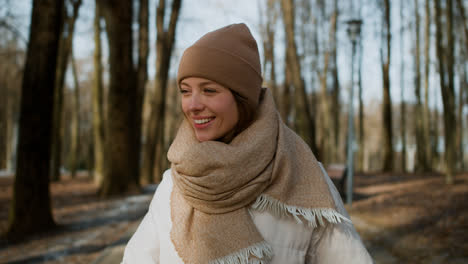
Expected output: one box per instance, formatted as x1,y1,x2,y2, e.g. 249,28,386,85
158,168,173,193
149,169,173,209
316,162,350,219
161,169,172,184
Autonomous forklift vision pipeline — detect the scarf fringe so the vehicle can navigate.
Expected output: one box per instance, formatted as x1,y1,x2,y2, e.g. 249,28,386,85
209,241,273,264
251,194,351,228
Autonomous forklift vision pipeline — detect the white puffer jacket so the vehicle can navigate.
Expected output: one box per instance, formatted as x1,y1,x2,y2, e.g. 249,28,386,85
122,165,373,264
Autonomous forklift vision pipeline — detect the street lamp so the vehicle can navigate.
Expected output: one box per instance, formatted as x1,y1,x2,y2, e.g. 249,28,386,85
345,19,362,205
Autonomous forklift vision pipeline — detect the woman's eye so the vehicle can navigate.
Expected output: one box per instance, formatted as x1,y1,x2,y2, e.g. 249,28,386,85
204,88,217,93
179,89,189,94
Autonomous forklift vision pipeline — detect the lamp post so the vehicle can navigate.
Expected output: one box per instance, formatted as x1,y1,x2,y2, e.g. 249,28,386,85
345,19,362,205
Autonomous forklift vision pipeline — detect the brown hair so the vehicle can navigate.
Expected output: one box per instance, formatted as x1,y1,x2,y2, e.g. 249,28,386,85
220,90,259,143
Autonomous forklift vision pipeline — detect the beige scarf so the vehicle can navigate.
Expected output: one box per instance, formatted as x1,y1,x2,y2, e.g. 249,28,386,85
167,89,349,264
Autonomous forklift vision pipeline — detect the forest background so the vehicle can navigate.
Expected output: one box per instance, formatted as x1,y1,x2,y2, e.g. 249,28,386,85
0,0,467,261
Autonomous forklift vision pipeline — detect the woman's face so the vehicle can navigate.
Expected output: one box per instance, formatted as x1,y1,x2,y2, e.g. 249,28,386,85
180,77,239,142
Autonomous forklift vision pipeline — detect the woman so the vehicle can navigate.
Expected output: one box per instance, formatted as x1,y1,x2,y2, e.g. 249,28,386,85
122,23,373,264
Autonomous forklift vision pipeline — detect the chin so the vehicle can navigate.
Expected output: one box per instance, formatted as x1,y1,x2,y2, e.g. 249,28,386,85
195,134,213,142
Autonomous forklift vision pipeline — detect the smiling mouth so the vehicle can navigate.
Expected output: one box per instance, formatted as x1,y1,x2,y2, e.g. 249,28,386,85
194,118,214,125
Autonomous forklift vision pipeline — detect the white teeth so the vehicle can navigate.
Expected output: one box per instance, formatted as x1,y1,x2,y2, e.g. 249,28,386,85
194,118,213,124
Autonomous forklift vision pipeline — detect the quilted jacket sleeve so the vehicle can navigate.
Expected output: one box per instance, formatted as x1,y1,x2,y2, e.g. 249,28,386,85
306,164,374,264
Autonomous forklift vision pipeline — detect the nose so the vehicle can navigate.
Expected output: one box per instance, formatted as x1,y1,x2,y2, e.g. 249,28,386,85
187,93,204,112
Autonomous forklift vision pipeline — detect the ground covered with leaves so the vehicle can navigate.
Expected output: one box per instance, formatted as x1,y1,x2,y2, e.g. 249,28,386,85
0,171,467,263
349,171,468,263
0,172,155,264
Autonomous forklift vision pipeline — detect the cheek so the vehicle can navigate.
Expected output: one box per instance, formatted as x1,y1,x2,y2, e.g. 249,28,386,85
181,99,189,115
218,100,238,124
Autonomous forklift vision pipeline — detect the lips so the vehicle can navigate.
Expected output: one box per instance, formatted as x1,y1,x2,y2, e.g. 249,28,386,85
194,118,214,124
192,117,215,128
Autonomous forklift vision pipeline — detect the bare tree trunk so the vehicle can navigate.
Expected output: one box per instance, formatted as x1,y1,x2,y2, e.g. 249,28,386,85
332,51,341,164
413,0,429,172
50,6,67,183
281,0,318,156
296,0,312,151
132,0,149,184
0,77,6,169
158,80,180,173
3,62,22,172
311,13,319,138
400,0,406,172
99,0,139,196
311,2,324,161
0,62,15,170
5,81,14,171
69,52,80,178
282,49,292,126
92,0,105,186
445,0,456,179
456,0,467,170
434,0,456,184
297,0,312,138
293,54,306,139
261,0,278,104
458,63,465,170
7,0,63,240
328,6,338,163
330,0,341,165
455,0,468,50
317,0,337,164
423,0,432,169
141,0,182,184
357,2,365,171
431,92,440,167
50,0,82,182
381,0,394,172
167,80,182,145
358,38,364,171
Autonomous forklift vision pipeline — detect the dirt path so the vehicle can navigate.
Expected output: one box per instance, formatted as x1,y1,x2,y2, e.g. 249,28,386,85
351,215,399,264
0,184,156,264
353,212,468,264
349,172,468,264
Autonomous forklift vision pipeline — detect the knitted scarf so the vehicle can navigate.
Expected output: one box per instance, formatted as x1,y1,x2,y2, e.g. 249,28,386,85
167,89,349,264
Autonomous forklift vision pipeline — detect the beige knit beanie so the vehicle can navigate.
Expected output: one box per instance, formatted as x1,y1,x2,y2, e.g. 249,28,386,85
177,23,263,109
